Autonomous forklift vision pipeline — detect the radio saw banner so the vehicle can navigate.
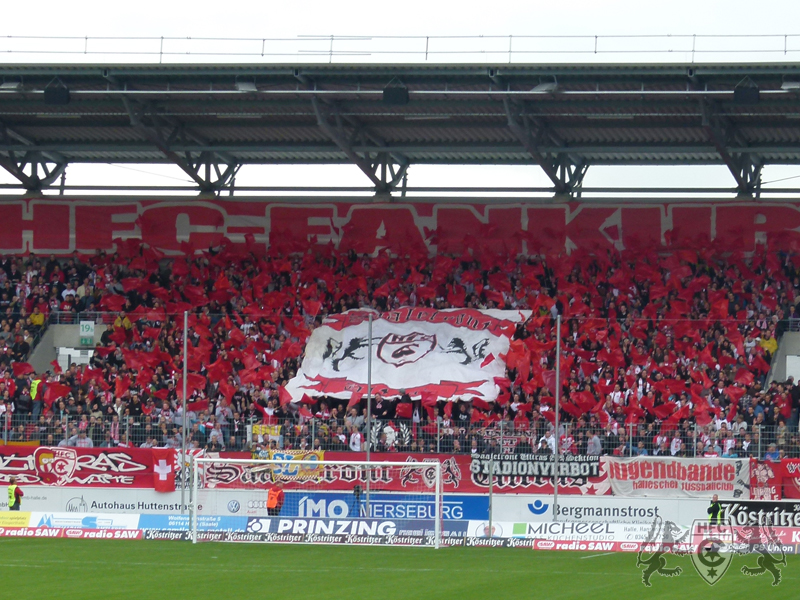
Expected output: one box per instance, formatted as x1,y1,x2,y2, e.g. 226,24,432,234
285,308,528,402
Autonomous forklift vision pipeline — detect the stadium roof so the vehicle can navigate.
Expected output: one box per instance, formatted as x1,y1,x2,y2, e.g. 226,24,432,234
2,62,800,196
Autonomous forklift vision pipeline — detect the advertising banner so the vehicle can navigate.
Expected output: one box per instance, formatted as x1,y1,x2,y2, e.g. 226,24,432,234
0,445,175,489
241,516,467,545
719,500,800,527
138,514,247,531
492,495,708,526
202,490,488,521
286,308,525,402
466,520,658,543
3,198,799,257
29,512,142,530
604,456,749,499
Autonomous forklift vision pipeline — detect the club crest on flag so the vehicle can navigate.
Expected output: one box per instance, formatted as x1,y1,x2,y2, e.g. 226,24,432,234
377,332,437,366
34,447,78,485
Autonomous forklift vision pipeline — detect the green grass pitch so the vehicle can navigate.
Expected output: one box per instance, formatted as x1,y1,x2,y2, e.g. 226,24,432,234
2,539,798,599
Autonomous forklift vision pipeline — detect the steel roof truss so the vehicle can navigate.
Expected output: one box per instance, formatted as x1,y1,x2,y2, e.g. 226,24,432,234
0,120,68,191
121,96,239,193
311,96,408,192
503,98,588,196
700,99,762,197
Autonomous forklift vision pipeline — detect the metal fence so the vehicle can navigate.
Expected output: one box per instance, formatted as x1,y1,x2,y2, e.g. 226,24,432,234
3,410,795,463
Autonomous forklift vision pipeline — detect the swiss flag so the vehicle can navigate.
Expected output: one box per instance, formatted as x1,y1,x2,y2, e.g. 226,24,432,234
152,448,176,493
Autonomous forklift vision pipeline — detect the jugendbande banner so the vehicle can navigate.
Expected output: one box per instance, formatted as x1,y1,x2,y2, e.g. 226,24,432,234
0,445,176,490
604,456,749,499
285,308,528,402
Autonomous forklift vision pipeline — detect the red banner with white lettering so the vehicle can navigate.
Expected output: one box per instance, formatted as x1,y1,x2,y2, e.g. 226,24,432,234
606,456,750,499
781,459,800,499
0,445,174,489
4,198,800,255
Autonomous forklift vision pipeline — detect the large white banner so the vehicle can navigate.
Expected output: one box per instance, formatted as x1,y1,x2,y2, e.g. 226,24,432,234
604,456,750,499
287,308,528,401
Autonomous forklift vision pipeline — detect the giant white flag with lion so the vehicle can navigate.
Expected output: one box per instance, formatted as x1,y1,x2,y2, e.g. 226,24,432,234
286,308,529,401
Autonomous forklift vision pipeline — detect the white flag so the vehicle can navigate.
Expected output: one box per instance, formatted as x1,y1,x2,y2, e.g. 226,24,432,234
286,307,528,401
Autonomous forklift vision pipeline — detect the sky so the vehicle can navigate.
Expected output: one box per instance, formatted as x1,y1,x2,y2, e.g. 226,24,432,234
2,0,800,196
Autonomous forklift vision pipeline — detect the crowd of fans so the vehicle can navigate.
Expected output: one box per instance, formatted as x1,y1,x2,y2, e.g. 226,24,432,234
1,242,799,460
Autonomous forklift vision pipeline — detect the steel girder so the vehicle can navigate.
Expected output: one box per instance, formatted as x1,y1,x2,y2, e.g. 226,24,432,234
310,96,409,193
0,121,67,191
502,98,588,197
700,99,762,197
121,97,239,193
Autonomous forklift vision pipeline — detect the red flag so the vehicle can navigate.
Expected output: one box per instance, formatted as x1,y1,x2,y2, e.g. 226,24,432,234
480,354,495,368
302,299,322,318
542,370,557,396
151,448,176,493
278,387,293,406
734,369,755,386
187,399,209,412
218,380,235,403
420,392,437,407
347,391,363,409
471,409,487,423
49,360,62,374
694,404,713,427
395,403,413,419
727,401,739,423
12,362,34,377
471,397,492,411
43,383,72,407
752,355,771,374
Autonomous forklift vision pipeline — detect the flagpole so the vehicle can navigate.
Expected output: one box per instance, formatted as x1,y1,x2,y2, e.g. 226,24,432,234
181,310,188,514
553,314,561,522
365,312,373,517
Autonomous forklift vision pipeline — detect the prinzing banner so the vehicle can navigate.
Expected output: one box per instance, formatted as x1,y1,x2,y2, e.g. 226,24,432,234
286,308,528,402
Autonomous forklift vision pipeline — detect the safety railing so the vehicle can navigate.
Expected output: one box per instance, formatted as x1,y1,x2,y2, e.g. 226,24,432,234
1,34,800,64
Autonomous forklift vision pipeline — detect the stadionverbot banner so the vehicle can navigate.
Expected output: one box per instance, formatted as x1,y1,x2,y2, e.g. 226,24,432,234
285,308,528,402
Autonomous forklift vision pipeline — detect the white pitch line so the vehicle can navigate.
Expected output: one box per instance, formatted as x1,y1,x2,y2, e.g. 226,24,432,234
580,552,615,559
